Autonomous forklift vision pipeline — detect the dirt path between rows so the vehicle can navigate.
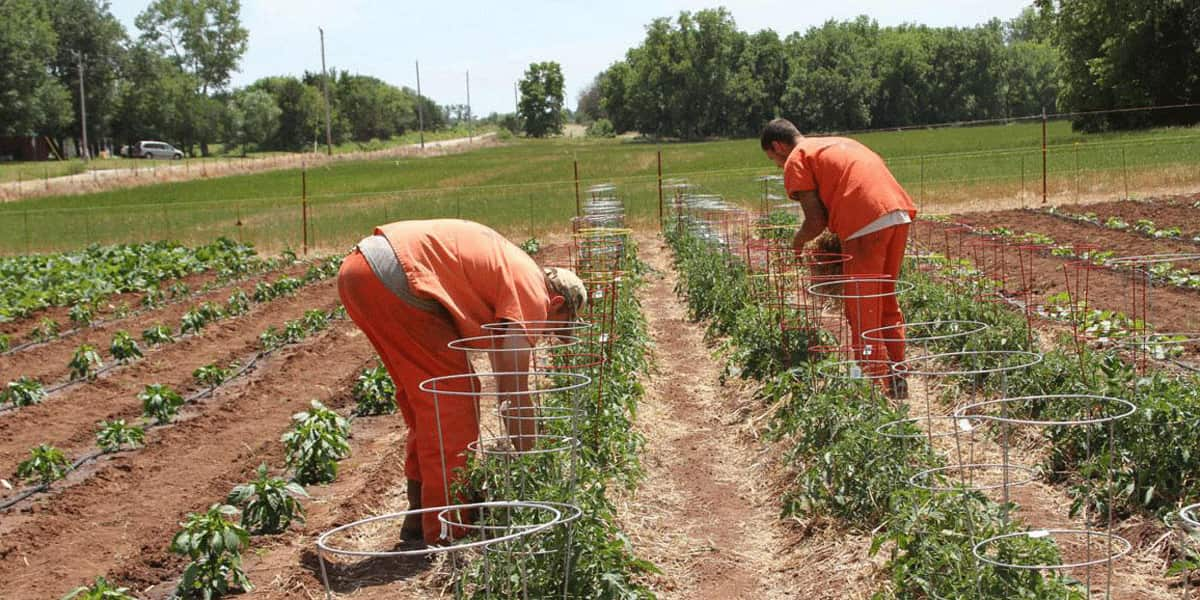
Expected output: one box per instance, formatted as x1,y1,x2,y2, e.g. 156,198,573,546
623,232,876,599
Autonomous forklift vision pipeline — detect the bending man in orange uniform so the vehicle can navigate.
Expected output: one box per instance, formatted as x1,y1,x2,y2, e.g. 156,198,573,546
761,118,917,398
337,219,587,544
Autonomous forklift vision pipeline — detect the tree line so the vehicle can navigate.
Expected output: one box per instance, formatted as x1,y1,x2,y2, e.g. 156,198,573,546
580,2,1198,137
0,0,449,158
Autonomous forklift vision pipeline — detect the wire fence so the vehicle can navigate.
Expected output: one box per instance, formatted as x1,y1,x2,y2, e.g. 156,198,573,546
2,121,1198,256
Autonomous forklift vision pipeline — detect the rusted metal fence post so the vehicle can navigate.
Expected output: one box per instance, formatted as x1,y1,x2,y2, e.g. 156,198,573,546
657,150,664,228
302,164,309,256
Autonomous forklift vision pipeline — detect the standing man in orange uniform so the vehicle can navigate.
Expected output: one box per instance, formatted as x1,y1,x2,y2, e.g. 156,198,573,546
337,219,587,544
760,118,917,398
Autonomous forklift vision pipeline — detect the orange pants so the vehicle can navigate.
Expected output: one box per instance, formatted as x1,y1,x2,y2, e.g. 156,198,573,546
338,250,478,543
840,224,909,366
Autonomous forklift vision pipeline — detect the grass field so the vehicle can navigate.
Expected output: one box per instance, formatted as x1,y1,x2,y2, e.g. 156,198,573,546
1,119,1197,254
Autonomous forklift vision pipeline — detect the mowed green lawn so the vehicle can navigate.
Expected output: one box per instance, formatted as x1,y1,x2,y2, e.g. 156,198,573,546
2,120,1197,255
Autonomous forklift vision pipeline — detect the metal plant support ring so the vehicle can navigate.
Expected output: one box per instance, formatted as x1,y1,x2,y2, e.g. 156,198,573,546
891,350,1044,378
861,319,990,345
953,394,1137,427
813,359,898,382
805,277,916,300
316,501,563,558
908,463,1039,492
972,529,1132,571
875,415,985,440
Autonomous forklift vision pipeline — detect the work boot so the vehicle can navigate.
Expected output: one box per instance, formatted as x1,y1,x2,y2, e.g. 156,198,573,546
400,479,423,541
888,375,909,400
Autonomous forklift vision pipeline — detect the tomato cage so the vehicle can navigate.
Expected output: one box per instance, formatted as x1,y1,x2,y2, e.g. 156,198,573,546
575,183,625,230
572,227,629,275
314,500,571,600
1060,243,1105,356
756,174,785,214
864,319,990,441
952,394,1137,600
1104,253,1200,373
1011,243,1050,346
965,236,1010,305
1178,503,1200,597
805,276,916,373
939,222,975,265
676,193,731,243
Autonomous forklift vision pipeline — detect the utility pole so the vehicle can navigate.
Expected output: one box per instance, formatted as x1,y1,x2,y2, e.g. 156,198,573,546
466,70,472,142
73,51,89,161
415,60,425,149
319,28,333,156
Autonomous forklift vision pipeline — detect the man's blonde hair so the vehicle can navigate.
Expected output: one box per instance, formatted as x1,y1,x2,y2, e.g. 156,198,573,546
544,267,588,317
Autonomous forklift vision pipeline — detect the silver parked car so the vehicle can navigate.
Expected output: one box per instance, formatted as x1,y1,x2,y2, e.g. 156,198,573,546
133,140,184,159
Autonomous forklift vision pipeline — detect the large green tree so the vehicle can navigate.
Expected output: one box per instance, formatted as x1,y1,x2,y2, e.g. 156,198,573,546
44,0,127,154
0,0,72,137
1040,0,1200,130
136,0,248,154
782,17,880,132
249,76,323,150
227,88,280,155
518,61,566,137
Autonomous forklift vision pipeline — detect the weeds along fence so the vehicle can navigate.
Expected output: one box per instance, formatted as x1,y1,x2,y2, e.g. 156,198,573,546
1,119,1199,256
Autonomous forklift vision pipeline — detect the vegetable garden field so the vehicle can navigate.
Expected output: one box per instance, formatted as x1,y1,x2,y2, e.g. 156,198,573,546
2,137,1200,598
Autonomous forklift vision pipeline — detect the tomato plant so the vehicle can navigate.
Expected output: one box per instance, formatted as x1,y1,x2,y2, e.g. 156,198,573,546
69,344,104,380
171,504,253,598
226,464,308,534
96,419,145,452
16,443,71,486
140,383,185,425
282,401,351,485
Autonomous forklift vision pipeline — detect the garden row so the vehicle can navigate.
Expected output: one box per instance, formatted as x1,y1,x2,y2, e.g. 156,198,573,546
1,256,341,413
0,238,274,340
667,217,1194,597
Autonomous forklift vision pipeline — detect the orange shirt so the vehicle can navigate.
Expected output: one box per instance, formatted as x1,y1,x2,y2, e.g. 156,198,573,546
376,219,549,342
782,137,917,240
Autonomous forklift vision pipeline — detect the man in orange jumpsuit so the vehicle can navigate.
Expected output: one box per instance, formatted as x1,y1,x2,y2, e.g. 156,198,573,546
337,219,587,544
761,118,917,398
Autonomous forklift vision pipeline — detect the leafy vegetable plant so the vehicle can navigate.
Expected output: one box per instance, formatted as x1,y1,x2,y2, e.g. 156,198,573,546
352,364,397,416
282,401,351,485
16,443,71,486
2,376,46,406
109,331,143,364
68,303,95,326
171,504,253,598
226,464,308,534
140,383,185,424
69,344,104,380
30,317,60,342
142,323,175,345
193,364,231,390
62,576,138,600
96,419,146,453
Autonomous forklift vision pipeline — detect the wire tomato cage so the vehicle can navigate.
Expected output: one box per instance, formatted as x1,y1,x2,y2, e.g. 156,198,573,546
314,500,571,600
1102,252,1200,373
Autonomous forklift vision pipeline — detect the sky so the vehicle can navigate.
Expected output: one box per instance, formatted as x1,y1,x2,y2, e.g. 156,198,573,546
107,0,1034,116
